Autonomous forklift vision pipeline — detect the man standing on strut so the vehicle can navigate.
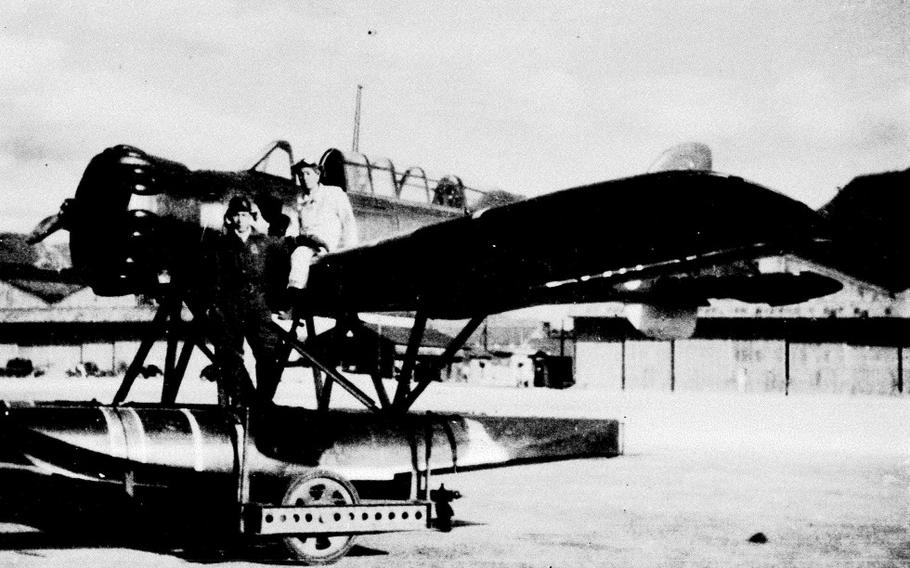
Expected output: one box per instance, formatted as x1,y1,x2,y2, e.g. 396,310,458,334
201,196,289,409
287,160,359,303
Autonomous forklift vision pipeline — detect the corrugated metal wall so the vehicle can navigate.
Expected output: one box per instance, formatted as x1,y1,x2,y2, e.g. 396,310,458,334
575,339,907,396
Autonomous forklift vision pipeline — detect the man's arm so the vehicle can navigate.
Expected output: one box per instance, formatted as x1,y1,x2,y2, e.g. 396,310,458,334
295,233,329,252
338,190,359,249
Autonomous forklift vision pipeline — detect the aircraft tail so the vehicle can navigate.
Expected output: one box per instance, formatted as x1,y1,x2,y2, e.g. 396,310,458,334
813,167,910,291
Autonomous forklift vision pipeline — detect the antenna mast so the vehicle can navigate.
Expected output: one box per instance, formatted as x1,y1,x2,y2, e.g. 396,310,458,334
351,84,363,153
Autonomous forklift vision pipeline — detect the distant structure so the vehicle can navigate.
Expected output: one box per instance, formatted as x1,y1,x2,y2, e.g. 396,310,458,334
571,258,910,397
4,159,910,396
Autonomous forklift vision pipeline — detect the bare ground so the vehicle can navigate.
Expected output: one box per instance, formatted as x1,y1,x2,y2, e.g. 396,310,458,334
0,377,906,567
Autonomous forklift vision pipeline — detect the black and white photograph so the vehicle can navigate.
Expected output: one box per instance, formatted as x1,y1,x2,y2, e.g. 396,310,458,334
0,2,907,566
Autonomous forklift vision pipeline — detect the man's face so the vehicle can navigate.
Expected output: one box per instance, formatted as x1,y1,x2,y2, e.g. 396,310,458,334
301,167,320,189
229,210,253,237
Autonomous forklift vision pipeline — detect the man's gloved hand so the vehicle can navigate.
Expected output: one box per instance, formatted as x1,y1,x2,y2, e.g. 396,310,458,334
249,202,271,234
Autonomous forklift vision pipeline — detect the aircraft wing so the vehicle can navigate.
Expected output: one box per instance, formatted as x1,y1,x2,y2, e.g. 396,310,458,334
307,170,839,319
0,263,84,304
0,262,81,283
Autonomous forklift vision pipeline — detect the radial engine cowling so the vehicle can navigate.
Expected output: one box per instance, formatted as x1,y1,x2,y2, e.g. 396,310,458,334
69,145,201,296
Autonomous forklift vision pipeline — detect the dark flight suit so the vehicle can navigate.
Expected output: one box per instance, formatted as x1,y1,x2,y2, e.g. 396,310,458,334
200,230,294,407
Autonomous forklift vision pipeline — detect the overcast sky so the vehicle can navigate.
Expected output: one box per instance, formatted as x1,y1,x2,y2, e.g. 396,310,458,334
1,1,908,234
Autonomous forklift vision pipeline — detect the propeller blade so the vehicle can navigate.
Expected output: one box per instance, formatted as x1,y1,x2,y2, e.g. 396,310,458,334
26,213,64,244
26,198,75,244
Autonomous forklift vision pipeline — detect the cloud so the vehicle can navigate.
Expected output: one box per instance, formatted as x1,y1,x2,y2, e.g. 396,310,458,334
0,35,66,90
614,74,758,140
862,116,910,150
0,135,58,162
0,1,907,230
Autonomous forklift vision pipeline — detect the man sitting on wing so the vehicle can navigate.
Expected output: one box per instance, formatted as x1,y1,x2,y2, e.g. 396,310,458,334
287,160,359,305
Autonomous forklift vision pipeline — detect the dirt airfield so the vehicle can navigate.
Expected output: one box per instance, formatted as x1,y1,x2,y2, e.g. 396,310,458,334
0,376,906,567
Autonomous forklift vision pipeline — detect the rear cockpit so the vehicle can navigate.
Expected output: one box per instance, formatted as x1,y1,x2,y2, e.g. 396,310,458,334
318,147,493,211
247,141,518,213
248,142,520,240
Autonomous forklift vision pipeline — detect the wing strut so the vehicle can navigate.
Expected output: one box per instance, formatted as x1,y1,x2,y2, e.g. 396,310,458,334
162,305,217,404
160,299,184,403
114,296,216,406
392,312,428,408
273,314,326,403
113,297,175,405
398,315,485,411
271,321,382,413
316,314,364,410
112,298,474,412
327,317,394,409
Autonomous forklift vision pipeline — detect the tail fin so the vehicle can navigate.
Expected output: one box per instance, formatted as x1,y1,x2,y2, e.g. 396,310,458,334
813,168,910,291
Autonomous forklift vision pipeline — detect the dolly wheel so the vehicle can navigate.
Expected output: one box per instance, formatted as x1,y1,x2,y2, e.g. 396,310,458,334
282,469,359,565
